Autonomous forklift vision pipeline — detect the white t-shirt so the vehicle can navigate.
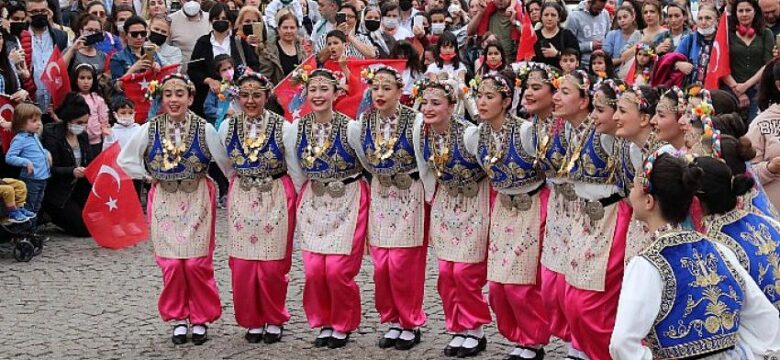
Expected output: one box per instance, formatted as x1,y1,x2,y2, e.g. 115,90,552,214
424,62,467,80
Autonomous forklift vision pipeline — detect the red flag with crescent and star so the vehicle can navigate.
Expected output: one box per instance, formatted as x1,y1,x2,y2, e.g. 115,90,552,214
122,63,180,124
40,47,70,108
82,142,148,249
274,55,316,121
516,4,537,62
0,95,16,152
705,12,730,90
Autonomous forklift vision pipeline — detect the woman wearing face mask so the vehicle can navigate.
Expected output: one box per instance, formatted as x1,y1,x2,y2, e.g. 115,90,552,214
415,79,492,358
258,11,306,84
532,2,578,69
188,3,261,118
40,92,96,237
117,73,231,345
673,5,720,87
314,3,376,60
83,1,124,55
218,73,304,344
359,6,397,59
381,2,414,41
148,15,183,67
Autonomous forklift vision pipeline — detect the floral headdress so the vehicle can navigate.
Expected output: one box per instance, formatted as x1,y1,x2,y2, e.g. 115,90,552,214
640,144,689,193
685,83,703,98
657,86,686,115
635,42,656,59
687,89,722,158
593,79,625,107
620,84,650,112
515,62,561,89
411,78,457,103
469,71,512,98
559,70,591,91
360,64,403,87
237,72,273,90
290,63,316,86
146,73,195,100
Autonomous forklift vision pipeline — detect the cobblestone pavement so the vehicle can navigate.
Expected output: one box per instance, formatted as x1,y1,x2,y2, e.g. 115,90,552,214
0,211,566,360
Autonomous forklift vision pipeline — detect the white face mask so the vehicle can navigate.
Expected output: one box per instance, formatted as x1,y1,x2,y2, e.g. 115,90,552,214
382,18,399,30
431,23,446,35
698,25,716,36
183,1,201,16
115,114,135,126
68,124,86,135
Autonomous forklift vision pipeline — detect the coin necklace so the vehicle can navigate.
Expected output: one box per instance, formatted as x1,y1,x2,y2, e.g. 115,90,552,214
302,116,333,168
369,108,400,165
161,114,190,170
242,112,269,163
427,125,451,178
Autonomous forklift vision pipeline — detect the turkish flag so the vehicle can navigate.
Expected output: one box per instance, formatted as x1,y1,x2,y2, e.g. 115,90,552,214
705,12,730,90
122,63,180,124
274,55,316,121
40,48,70,108
516,7,537,62
323,59,406,119
82,142,148,249
0,95,16,153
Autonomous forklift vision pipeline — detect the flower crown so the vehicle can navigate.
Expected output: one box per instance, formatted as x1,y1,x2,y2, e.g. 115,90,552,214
237,72,273,90
686,83,703,98
411,78,457,103
515,62,561,88
361,64,403,86
469,71,512,98
640,144,691,193
689,89,722,158
146,73,195,100
559,70,591,91
636,42,656,58
658,86,686,114
593,79,624,106
621,84,650,112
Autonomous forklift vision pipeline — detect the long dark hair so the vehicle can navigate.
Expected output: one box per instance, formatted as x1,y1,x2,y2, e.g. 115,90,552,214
730,0,764,32
694,155,754,215
71,64,99,93
649,154,703,224
0,29,19,94
480,42,507,74
390,40,425,74
758,59,780,111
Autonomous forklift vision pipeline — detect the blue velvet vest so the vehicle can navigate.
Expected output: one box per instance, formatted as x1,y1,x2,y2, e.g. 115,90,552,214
706,209,780,309
296,112,361,180
477,120,542,190
641,230,744,359
225,112,287,178
534,117,567,178
614,139,635,196
568,125,613,184
746,188,779,219
359,106,417,176
145,112,212,181
422,117,485,187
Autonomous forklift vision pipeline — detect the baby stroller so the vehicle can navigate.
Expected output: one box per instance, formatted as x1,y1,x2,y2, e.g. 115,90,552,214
0,215,41,262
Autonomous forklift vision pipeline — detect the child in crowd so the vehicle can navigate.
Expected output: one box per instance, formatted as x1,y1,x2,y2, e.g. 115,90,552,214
425,31,467,83
559,48,580,74
626,42,656,86
5,103,50,228
103,97,141,150
203,54,239,128
0,177,34,223
590,49,616,82
72,63,109,156
475,42,507,76
423,45,436,68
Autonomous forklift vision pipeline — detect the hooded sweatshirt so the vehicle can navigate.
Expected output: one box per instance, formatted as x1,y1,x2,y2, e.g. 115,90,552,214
565,0,611,67
746,104,780,210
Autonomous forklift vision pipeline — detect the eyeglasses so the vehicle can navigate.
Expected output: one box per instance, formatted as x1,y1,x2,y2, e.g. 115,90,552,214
28,9,48,16
90,10,106,17
128,31,147,38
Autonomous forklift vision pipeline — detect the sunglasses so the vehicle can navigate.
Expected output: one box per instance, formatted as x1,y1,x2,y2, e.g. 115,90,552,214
128,31,147,38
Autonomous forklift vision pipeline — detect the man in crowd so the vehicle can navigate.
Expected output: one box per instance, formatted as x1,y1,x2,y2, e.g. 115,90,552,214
168,0,210,72
311,0,340,53
567,0,610,68
467,0,520,61
22,0,68,120
761,0,780,35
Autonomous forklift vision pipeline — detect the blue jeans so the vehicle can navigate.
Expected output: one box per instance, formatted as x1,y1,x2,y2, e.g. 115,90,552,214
23,178,46,227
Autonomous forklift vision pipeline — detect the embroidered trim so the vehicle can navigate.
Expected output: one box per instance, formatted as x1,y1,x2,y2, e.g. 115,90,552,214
296,111,362,180
226,112,288,178
360,105,417,175
478,120,542,190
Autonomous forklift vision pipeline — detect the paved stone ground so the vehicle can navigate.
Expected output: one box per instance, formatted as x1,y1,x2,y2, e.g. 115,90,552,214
0,211,566,359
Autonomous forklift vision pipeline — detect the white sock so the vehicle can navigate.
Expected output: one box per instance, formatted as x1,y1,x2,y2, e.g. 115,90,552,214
266,325,281,334
317,328,333,338
448,333,466,347
331,330,347,339
399,329,415,341
509,347,523,356
520,348,541,359
384,324,401,339
172,321,188,336
191,324,206,335
248,327,264,334
467,327,484,339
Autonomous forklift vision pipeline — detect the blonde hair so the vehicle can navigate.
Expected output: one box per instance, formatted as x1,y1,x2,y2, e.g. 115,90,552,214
12,103,42,133
235,6,262,34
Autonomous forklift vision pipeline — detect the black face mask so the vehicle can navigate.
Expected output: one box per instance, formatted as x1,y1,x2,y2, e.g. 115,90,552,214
364,19,380,32
399,0,413,11
148,31,167,46
30,14,47,29
9,21,28,37
212,20,230,33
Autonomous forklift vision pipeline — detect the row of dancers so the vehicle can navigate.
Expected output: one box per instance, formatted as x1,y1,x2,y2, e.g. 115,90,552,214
115,64,780,360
